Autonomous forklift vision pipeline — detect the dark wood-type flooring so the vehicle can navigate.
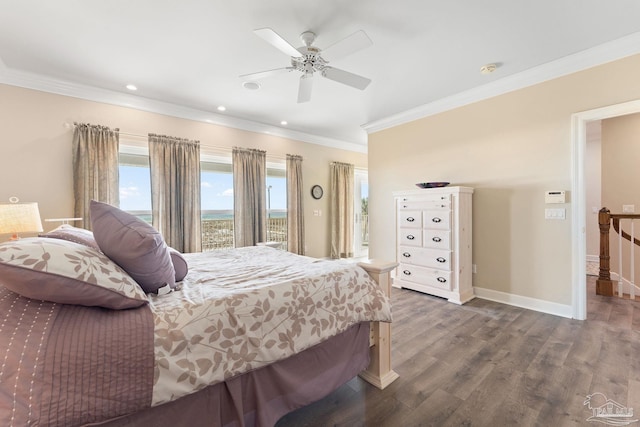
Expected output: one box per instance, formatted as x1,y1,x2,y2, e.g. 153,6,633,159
276,276,640,426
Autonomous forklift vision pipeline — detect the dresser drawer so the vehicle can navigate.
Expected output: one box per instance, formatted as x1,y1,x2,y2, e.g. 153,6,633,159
398,210,421,228
423,210,451,230
423,230,451,250
398,197,450,211
398,264,452,291
399,229,422,246
398,246,451,270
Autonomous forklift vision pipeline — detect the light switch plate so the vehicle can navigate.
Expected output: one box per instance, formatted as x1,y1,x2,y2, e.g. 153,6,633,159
545,208,566,220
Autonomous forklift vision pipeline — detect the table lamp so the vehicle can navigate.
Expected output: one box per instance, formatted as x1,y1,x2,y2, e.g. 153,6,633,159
0,198,44,240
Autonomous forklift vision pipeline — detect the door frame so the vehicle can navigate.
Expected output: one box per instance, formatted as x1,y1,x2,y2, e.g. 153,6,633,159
571,99,640,319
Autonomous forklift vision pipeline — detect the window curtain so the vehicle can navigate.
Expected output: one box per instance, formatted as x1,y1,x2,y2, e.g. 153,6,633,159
330,162,354,259
72,123,120,230
286,154,304,255
149,134,201,253
232,147,266,247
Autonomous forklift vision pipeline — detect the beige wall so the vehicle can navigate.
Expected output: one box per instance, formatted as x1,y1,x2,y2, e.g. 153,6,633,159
368,54,640,306
601,112,640,279
0,84,366,258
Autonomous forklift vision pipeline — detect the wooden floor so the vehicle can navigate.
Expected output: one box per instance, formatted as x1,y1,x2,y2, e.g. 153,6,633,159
276,276,640,426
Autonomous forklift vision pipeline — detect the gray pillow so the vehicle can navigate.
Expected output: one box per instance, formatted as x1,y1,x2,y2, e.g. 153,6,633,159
90,200,176,294
168,247,189,282
0,238,147,309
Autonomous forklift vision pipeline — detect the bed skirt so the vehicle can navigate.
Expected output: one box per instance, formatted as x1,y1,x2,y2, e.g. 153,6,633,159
87,322,370,427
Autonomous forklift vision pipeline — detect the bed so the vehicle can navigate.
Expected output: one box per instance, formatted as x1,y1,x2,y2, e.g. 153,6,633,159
0,206,398,427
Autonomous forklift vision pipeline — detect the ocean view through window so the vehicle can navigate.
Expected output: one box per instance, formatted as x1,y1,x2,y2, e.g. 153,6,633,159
119,151,288,250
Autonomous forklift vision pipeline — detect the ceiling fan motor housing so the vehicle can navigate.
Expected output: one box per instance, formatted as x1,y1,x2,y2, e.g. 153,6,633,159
291,46,327,75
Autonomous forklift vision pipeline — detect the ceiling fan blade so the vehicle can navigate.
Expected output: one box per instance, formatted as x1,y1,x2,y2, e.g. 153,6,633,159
297,74,313,103
254,28,302,58
239,67,294,81
322,67,371,90
321,30,372,62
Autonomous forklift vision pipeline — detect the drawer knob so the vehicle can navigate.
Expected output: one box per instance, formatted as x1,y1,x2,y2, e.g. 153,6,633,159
403,270,412,276
432,217,442,223
402,252,411,258
406,217,415,222
432,236,442,242
437,277,447,283
406,235,415,240
436,257,446,263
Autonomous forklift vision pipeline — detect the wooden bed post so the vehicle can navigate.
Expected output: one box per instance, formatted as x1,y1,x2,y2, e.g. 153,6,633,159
357,259,399,389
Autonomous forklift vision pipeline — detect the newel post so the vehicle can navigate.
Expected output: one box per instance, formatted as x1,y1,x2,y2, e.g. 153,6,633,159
596,207,614,296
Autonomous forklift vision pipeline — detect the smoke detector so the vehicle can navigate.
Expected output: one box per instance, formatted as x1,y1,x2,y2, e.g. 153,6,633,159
480,63,497,74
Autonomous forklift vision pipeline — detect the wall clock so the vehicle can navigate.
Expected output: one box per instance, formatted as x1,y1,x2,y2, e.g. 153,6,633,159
311,185,323,200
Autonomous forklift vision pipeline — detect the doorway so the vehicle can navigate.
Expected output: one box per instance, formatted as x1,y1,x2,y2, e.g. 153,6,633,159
572,100,640,319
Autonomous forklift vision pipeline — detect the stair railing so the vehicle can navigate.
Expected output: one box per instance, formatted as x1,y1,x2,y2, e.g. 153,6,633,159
597,207,640,297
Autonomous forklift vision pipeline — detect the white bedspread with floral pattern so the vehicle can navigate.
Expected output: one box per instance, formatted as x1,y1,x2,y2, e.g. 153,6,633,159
148,246,392,406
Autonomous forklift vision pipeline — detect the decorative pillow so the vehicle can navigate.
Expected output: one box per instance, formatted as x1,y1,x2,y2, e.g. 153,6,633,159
39,224,101,251
90,200,176,294
0,238,147,309
169,247,189,282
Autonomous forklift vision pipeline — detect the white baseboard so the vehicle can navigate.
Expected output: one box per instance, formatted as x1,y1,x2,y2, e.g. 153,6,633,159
473,287,573,319
586,254,599,263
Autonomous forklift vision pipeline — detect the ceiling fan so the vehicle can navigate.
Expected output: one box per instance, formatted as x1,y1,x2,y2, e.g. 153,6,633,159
240,28,373,103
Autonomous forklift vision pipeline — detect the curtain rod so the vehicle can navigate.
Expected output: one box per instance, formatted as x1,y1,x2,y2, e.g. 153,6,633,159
65,122,365,167
65,122,267,155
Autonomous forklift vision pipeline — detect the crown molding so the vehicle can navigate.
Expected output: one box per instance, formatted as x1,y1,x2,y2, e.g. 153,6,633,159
0,65,367,154
362,31,640,134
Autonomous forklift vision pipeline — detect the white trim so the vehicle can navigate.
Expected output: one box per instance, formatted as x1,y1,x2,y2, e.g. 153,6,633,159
571,113,587,320
0,67,367,154
474,287,573,319
363,32,640,134
4,33,640,153
586,254,599,263
571,99,640,320
120,145,149,156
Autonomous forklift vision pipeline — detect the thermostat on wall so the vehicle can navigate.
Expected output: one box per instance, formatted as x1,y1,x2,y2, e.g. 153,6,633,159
545,190,566,204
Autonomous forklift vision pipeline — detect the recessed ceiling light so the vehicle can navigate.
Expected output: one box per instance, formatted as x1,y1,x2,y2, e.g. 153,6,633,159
280,120,288,126
243,81,261,91
217,106,226,112
480,63,497,74
126,84,137,91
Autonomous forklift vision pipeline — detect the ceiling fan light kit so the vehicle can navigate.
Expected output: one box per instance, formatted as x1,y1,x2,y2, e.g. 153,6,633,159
241,28,373,103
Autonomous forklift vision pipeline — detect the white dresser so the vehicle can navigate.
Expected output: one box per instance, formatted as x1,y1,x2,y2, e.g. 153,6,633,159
393,186,474,304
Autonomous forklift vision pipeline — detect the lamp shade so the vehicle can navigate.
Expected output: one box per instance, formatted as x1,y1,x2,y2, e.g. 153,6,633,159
0,202,44,239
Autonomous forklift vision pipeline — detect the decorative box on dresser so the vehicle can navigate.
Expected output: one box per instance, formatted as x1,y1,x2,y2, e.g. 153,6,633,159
393,186,474,304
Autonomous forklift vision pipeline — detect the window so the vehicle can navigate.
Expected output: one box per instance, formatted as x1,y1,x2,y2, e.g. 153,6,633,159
119,152,152,223
201,160,234,250
119,147,288,251
266,167,287,248
354,170,369,257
